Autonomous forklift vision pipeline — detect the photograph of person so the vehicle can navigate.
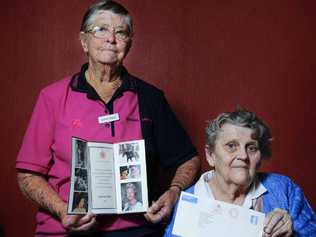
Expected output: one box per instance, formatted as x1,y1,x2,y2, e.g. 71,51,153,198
119,143,140,163
74,168,88,192
120,166,129,180
164,107,316,237
121,182,143,212
72,192,88,213
75,140,86,168
128,165,141,179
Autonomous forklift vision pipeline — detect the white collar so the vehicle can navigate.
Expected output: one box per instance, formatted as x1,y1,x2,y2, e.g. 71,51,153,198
194,170,266,209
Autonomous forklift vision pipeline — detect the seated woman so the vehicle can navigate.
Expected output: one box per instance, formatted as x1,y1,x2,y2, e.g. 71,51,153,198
165,107,316,237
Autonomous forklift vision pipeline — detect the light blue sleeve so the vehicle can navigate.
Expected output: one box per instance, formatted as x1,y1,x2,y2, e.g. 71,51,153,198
262,173,316,237
288,181,316,236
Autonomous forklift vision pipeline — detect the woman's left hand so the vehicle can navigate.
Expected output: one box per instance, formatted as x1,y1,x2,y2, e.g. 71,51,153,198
263,208,293,237
144,186,180,224
62,212,97,233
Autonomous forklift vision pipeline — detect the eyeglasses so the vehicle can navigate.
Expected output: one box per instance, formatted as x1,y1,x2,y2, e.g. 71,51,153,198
84,26,131,41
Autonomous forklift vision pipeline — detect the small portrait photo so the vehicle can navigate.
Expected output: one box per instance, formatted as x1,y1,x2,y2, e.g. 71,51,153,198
72,192,88,214
120,166,129,180
128,165,141,179
119,143,140,163
75,140,87,168
74,168,88,192
121,182,143,212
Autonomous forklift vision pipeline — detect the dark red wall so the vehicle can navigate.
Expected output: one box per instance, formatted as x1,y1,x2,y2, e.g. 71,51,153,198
1,1,316,236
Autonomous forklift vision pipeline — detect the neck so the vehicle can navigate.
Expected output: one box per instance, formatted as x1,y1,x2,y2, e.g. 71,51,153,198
85,63,123,103
88,61,122,83
208,173,250,205
129,199,137,205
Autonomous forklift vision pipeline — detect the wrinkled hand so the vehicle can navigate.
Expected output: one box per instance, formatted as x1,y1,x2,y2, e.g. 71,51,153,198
263,208,293,237
61,213,97,233
144,187,180,224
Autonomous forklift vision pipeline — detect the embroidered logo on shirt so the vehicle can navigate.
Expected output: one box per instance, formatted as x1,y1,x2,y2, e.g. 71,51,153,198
72,119,82,128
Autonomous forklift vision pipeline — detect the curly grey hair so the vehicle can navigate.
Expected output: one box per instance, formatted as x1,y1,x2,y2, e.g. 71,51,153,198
80,0,133,34
205,107,272,158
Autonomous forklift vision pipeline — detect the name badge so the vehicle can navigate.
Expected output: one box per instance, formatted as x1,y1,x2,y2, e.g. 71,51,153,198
98,113,120,124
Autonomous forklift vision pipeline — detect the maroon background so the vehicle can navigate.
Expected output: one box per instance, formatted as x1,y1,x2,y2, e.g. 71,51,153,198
1,0,316,236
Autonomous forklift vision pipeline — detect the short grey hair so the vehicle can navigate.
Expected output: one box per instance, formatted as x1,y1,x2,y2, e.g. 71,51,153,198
80,0,133,34
126,183,137,193
205,107,272,158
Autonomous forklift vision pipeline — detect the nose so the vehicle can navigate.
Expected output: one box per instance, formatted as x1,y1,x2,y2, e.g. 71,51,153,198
105,31,116,43
238,147,248,160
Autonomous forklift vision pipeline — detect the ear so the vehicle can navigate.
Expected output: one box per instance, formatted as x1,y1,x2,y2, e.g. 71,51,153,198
79,32,89,53
205,145,215,167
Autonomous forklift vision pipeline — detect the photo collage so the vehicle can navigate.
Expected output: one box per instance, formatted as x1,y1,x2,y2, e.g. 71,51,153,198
71,140,89,214
118,142,143,212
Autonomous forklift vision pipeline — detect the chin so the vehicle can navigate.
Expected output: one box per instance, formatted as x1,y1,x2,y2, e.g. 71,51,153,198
98,58,119,65
232,174,253,186
93,54,118,64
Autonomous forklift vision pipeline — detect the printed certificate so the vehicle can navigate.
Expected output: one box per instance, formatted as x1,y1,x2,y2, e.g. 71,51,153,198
172,192,265,237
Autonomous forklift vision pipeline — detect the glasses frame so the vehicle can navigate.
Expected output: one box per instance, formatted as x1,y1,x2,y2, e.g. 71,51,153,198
83,25,132,41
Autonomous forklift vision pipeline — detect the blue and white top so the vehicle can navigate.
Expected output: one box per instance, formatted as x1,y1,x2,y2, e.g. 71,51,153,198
164,171,316,237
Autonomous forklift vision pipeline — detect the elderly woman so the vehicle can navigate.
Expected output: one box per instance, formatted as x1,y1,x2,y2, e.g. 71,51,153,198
165,108,316,237
16,1,200,236
123,183,143,212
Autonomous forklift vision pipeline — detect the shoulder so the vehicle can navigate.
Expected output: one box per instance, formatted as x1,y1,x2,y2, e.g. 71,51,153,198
127,73,164,97
258,173,293,185
39,76,72,104
34,76,73,114
259,172,305,206
40,77,72,97
259,172,300,192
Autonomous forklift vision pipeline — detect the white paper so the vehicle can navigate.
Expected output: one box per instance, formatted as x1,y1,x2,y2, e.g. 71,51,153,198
172,192,265,237
89,144,116,212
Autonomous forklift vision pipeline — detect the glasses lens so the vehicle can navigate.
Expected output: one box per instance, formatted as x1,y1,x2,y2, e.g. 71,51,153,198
89,26,130,41
115,31,129,40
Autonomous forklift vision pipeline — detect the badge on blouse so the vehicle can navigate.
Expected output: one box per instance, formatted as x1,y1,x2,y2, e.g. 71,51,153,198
98,113,120,124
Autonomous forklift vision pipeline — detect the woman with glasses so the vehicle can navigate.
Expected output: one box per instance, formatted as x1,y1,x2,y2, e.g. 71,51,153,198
16,1,200,236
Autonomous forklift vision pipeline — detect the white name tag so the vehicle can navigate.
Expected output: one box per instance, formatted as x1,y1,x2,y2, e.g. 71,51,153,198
98,113,120,124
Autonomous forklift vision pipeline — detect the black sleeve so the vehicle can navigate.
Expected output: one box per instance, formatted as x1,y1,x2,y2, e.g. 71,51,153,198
139,84,197,168
136,78,198,200
155,94,198,167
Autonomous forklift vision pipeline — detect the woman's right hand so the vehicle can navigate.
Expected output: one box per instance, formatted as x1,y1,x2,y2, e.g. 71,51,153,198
263,208,293,237
61,212,97,233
